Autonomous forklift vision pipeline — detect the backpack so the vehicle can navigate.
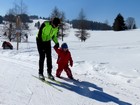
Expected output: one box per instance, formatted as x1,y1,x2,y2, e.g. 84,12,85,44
2,41,13,50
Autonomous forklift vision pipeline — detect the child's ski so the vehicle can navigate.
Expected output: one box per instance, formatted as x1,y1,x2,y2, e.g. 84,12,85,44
32,75,62,92
57,76,80,82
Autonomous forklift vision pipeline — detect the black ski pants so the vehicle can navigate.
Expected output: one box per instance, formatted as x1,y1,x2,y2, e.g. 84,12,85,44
36,38,52,75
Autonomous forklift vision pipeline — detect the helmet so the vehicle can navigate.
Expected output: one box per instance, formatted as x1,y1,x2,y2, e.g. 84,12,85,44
61,43,68,49
52,17,61,27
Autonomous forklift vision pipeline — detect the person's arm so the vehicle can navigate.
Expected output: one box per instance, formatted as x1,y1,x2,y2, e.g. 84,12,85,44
37,22,45,41
53,45,61,54
69,52,73,67
52,28,59,44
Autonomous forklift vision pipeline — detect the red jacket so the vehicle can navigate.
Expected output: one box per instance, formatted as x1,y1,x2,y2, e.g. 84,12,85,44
54,46,73,67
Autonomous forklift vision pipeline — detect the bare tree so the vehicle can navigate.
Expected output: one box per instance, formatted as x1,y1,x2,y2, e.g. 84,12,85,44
50,6,61,19
3,0,29,42
75,8,90,42
50,7,68,41
125,17,137,29
58,12,69,41
104,19,109,25
12,0,27,15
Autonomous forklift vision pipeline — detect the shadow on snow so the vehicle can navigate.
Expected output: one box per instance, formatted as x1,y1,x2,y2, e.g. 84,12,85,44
49,77,132,105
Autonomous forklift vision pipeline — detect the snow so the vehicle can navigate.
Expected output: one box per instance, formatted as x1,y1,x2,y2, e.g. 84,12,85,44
0,20,140,105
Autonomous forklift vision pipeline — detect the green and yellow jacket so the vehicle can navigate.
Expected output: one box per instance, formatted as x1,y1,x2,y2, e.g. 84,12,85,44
36,21,59,44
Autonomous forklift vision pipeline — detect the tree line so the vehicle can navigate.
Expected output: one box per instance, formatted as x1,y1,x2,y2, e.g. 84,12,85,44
71,20,112,30
0,0,138,43
0,12,137,42
0,13,137,32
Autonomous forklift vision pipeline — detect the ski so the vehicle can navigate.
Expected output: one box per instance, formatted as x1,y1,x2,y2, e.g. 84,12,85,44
57,76,80,82
45,77,70,88
45,76,61,84
32,75,62,92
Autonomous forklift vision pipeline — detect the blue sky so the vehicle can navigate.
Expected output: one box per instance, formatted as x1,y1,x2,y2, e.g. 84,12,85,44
0,0,140,28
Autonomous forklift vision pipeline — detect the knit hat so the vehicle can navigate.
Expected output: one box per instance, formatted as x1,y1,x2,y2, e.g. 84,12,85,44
61,43,68,49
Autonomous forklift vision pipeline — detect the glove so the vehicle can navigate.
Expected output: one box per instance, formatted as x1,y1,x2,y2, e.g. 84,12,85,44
70,61,73,67
54,43,59,48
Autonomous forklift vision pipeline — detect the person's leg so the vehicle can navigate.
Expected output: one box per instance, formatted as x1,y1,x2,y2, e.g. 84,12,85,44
36,39,45,80
45,41,52,75
39,52,45,74
45,41,54,80
56,65,63,77
64,66,73,79
36,38,45,75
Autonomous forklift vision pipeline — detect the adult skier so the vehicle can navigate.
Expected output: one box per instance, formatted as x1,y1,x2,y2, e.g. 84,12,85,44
36,17,61,80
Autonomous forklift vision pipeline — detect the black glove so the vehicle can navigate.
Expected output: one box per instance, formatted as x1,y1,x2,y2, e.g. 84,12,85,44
54,43,59,48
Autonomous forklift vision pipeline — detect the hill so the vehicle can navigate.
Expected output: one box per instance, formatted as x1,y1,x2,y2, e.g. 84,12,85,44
0,20,140,105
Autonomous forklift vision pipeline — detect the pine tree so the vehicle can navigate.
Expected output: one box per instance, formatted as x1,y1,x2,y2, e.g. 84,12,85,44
113,13,126,31
0,15,3,24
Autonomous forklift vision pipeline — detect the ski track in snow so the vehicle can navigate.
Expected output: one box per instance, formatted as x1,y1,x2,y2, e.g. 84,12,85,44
1,21,140,105
0,55,136,105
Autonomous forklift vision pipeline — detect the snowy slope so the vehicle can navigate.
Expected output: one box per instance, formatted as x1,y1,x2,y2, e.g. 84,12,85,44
0,20,140,105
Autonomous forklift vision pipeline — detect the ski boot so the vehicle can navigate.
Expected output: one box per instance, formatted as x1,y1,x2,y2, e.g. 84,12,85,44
39,74,45,81
48,74,55,80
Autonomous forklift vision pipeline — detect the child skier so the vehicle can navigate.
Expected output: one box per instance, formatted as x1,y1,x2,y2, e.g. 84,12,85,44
54,43,73,79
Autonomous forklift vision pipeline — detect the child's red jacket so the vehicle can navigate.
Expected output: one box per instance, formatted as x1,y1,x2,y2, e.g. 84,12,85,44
54,46,73,67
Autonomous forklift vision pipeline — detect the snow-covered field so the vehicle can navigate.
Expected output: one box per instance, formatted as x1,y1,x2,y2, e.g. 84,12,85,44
0,20,140,105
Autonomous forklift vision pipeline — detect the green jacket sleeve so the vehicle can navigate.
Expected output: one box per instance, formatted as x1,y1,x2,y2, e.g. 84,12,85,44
52,29,59,44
